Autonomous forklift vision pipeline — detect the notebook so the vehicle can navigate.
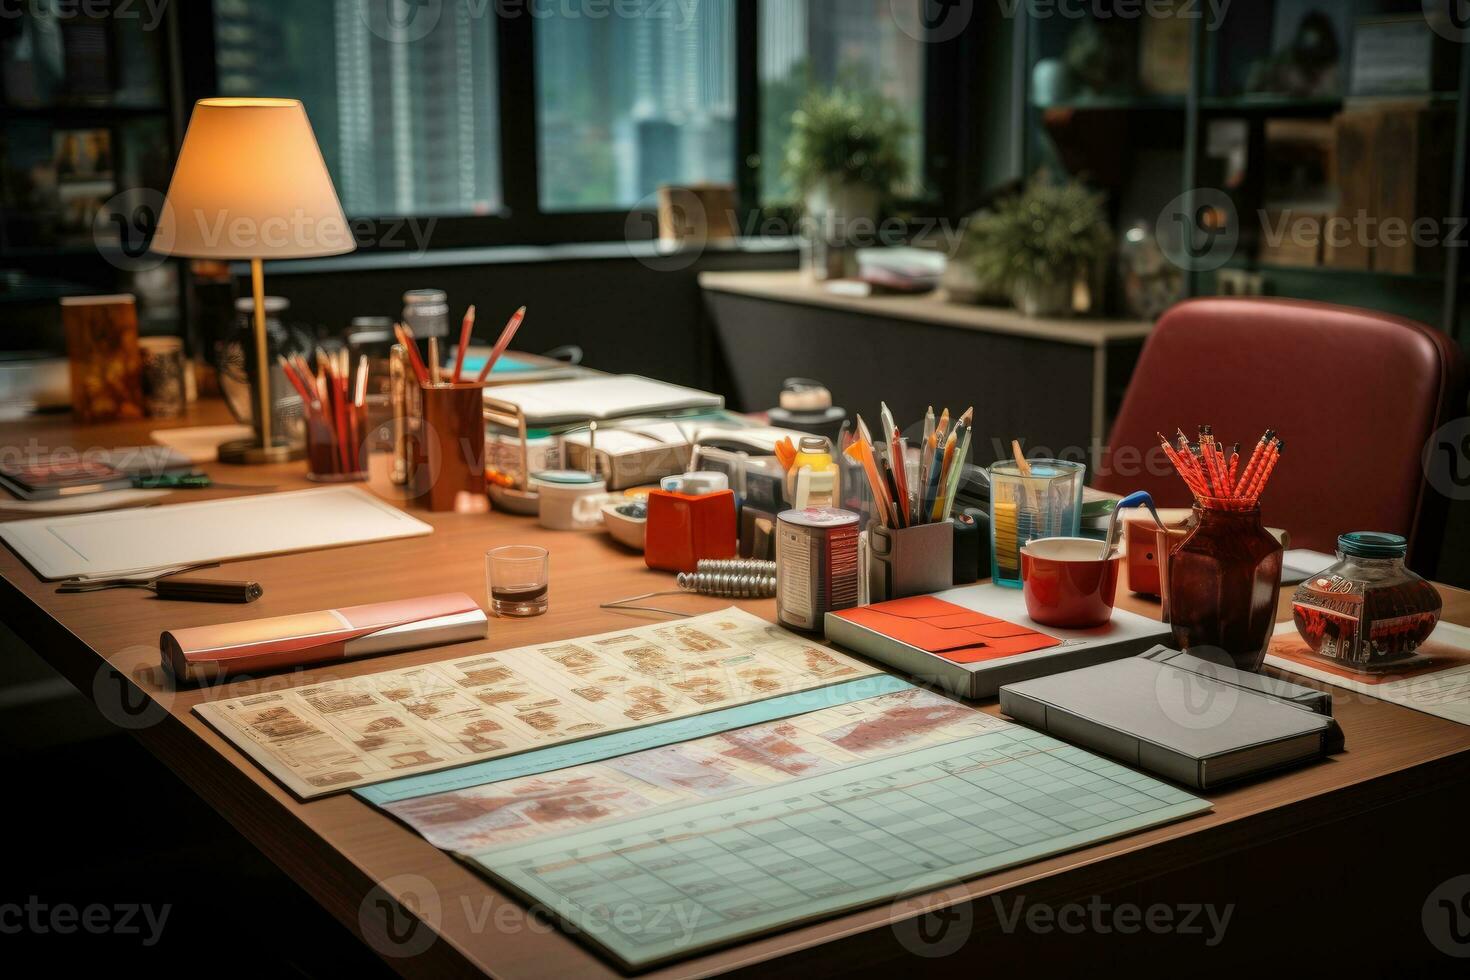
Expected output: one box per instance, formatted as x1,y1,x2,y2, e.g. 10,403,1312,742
824,583,1171,699
999,649,1344,790
0,446,192,500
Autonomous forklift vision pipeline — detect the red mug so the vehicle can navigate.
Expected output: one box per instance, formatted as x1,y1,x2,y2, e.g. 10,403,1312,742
1021,537,1122,629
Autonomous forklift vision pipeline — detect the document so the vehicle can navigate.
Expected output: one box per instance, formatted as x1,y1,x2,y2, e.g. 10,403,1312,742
196,608,877,799
476,728,1209,969
377,684,1006,852
1267,620,1470,726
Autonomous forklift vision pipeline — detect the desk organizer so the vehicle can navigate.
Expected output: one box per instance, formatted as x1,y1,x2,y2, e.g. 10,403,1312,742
867,520,954,602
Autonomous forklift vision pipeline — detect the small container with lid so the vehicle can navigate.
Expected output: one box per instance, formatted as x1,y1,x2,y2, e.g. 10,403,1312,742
533,469,607,530
645,471,738,573
402,288,450,340
1291,531,1442,671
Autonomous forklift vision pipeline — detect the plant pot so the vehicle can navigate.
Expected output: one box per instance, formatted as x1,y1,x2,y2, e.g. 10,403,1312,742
803,180,880,280
1012,276,1073,318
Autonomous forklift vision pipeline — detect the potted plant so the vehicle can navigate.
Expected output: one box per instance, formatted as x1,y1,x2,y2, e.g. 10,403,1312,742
966,176,1113,317
784,87,910,278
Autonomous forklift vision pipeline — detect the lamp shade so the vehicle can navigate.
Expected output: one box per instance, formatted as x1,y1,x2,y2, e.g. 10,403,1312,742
153,98,355,259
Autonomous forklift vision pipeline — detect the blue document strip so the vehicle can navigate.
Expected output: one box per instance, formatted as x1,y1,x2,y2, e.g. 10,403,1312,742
355,674,912,806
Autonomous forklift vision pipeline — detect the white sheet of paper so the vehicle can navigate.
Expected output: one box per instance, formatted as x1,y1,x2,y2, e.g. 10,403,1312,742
150,424,255,463
0,488,169,517
0,485,431,580
1281,549,1336,585
1266,620,1470,726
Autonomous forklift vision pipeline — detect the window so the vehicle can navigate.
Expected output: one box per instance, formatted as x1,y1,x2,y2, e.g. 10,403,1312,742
202,0,934,235
758,0,925,204
534,0,737,211
212,0,501,218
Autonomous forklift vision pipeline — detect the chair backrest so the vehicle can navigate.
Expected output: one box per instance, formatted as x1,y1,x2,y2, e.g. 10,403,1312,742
1095,297,1466,565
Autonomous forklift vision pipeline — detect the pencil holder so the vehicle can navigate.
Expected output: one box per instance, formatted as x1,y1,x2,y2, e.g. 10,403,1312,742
866,520,953,602
408,380,487,512
306,402,368,482
988,459,1085,588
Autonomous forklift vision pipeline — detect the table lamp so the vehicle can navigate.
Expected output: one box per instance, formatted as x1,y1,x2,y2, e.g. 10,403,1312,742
154,98,355,464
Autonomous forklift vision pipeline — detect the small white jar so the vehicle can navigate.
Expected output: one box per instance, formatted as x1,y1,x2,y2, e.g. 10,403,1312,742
533,470,607,530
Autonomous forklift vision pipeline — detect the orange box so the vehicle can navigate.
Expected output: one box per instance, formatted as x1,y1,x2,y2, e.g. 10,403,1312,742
644,488,737,573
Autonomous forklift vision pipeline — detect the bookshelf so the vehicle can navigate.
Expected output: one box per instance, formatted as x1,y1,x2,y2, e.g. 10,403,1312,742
1012,1,1469,340
0,3,184,342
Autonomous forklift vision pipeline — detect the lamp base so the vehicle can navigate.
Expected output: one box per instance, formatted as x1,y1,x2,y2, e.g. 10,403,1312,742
217,437,304,465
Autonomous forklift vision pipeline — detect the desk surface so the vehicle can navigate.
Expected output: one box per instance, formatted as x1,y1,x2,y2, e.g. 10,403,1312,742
3,403,1469,978
698,270,1155,348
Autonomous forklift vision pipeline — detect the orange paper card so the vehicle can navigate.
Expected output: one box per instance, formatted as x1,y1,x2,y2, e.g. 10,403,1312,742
834,598,1061,665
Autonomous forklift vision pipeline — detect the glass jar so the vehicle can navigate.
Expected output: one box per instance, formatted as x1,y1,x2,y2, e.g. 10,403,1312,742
1290,532,1442,671
401,288,450,340
1168,505,1284,671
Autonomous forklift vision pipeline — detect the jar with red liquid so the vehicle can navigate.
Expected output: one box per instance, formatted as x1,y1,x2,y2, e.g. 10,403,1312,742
1290,532,1441,671
1168,504,1284,671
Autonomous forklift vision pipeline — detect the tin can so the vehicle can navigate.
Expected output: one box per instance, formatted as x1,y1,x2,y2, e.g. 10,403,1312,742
775,507,860,631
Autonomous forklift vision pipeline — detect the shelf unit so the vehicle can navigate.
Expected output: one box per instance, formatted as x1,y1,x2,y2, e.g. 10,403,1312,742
0,4,185,339
1012,1,1470,340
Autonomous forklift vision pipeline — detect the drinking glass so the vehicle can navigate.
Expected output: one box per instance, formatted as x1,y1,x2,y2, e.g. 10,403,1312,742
486,545,549,617
987,458,1086,588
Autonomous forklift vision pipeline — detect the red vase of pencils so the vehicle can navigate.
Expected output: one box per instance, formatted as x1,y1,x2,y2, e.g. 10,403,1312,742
1158,427,1285,671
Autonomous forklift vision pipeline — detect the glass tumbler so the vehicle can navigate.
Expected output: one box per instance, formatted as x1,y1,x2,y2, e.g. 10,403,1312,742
988,458,1086,588
486,545,549,617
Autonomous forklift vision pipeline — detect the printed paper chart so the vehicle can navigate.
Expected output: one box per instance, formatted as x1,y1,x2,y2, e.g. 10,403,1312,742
474,726,1210,969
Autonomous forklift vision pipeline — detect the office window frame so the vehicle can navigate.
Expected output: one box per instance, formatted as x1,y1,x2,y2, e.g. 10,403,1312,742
180,1,961,253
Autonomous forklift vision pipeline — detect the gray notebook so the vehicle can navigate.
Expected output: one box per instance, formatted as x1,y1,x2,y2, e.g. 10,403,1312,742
999,648,1344,790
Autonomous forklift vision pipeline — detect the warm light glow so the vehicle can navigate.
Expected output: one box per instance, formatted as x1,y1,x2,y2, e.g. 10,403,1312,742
152,98,354,260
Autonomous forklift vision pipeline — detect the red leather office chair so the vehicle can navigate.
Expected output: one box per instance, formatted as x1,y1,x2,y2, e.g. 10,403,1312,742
1094,298,1466,568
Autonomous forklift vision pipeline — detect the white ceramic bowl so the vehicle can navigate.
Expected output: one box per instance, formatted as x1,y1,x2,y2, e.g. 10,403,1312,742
601,502,647,550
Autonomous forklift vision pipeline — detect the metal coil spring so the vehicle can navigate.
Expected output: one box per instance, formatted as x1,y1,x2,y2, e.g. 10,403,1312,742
675,559,777,599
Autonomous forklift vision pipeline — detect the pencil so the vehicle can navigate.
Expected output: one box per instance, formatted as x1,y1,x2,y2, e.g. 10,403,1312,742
940,417,972,519
932,427,958,522
394,322,429,386
452,304,475,382
474,306,527,383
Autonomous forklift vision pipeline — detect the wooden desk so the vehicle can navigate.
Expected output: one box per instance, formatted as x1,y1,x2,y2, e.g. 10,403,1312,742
3,403,1469,976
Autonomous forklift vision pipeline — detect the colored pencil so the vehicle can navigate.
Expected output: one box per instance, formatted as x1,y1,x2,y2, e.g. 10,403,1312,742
1163,425,1283,510
393,322,429,386
474,306,527,383
452,304,475,382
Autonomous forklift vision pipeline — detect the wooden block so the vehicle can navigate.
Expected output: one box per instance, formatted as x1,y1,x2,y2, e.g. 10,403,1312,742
60,293,144,423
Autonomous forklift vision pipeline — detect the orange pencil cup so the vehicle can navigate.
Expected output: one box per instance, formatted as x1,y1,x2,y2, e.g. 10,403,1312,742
645,474,737,573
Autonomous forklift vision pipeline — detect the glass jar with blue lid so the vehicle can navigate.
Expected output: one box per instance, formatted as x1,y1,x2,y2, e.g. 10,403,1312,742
1290,532,1442,671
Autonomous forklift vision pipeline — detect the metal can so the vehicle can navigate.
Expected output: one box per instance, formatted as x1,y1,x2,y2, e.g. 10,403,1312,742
775,507,860,631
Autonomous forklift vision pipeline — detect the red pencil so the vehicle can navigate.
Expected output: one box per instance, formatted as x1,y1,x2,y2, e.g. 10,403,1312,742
452,304,475,383
277,355,318,420
394,322,429,386
474,306,527,383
